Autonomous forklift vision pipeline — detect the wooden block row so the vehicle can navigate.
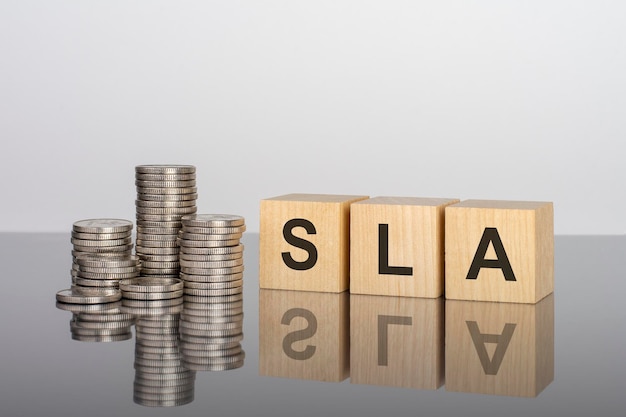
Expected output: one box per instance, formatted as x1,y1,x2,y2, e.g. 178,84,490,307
259,289,554,397
260,194,554,303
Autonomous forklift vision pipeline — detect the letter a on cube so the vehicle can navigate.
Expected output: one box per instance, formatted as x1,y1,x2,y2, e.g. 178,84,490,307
260,193,368,292
445,200,554,303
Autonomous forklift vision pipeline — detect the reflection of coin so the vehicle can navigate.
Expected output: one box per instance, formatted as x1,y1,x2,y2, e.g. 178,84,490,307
183,287,243,297
122,290,184,301
179,272,243,283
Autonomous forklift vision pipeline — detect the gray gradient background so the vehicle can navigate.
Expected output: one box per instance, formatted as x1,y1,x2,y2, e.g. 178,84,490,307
1,1,625,234
0,233,624,416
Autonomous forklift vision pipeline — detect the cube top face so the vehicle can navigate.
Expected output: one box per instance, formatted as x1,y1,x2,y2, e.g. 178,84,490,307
260,194,369,292
263,193,369,203
445,200,554,303
355,196,461,207
350,197,459,298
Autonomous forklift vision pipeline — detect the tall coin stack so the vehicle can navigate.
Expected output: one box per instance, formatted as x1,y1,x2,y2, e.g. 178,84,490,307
135,165,198,278
177,214,246,371
71,219,137,287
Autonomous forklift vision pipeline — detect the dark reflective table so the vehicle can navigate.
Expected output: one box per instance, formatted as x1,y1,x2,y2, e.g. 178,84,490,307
1,233,624,416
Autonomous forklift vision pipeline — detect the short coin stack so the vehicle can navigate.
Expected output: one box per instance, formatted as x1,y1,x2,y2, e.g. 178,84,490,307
135,165,198,277
71,219,137,286
177,214,246,371
133,311,195,407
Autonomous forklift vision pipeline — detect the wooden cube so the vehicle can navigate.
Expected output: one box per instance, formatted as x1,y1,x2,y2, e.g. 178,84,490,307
445,294,554,397
350,197,459,298
259,289,349,382
260,193,369,292
445,200,554,303
350,294,444,389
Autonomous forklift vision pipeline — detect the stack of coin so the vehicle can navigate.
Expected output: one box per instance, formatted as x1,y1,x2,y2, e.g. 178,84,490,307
71,219,135,284
135,165,198,277
64,304,134,342
134,312,195,407
73,255,141,288
179,296,245,371
176,214,245,371
119,277,184,301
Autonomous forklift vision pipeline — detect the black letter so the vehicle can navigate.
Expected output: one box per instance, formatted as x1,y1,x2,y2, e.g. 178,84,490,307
378,224,413,276
377,315,412,366
466,321,516,375
466,227,516,281
281,218,318,270
281,308,317,360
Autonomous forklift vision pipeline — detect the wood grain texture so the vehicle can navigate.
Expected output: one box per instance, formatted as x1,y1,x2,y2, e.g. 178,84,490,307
445,199,554,303
350,294,444,389
259,289,349,382
350,197,459,297
260,193,368,292
445,294,554,397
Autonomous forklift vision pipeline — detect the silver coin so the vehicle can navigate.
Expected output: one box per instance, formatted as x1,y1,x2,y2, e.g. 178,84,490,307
183,293,243,304
77,271,140,280
136,227,181,236
183,286,243,297
72,250,134,259
123,289,184,301
180,310,243,322
181,214,245,228
180,345,242,358
179,320,242,332
135,179,197,188
133,382,194,395
179,252,242,262
76,312,134,322
56,300,122,313
136,317,180,328
74,318,133,330
136,246,180,255
72,244,134,253
136,239,179,248
135,164,195,174
134,371,195,382
183,280,243,290
71,322,131,336
73,219,133,234
72,231,131,240
56,287,122,304
136,254,179,262
72,333,132,343
120,277,184,293
73,277,120,288
181,225,246,235
122,297,184,308
136,326,180,336
182,299,243,312
179,259,243,269
136,233,179,241
179,232,243,241
140,261,180,269
71,237,132,247
136,206,198,215
177,239,240,248
136,220,183,228
133,378,195,389
78,265,142,274
137,214,189,222
135,338,182,349
182,351,245,365
133,396,194,408
180,265,244,276
137,187,197,195
137,193,198,202
122,304,184,317
179,272,244,283
135,173,196,181
179,333,243,345
179,243,243,255
136,200,196,209
181,306,243,318
76,254,140,268
139,267,181,275
135,347,182,357
132,389,193,402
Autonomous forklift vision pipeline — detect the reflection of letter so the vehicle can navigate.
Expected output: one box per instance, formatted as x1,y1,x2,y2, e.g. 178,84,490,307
281,219,318,270
282,308,317,360
466,321,516,375
466,228,516,281
377,315,412,366
378,224,413,276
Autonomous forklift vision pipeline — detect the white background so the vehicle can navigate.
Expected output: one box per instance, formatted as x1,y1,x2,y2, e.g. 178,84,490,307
1,1,624,234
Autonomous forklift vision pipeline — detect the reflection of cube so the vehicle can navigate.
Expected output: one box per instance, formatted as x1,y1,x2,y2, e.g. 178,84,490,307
445,200,554,303
350,294,444,389
445,295,554,397
260,193,368,292
350,196,459,298
259,289,349,382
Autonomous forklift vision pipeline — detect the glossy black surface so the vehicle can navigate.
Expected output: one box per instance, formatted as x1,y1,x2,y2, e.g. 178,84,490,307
0,233,624,416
